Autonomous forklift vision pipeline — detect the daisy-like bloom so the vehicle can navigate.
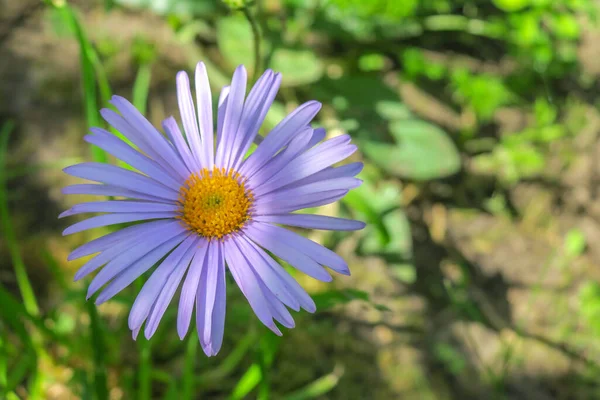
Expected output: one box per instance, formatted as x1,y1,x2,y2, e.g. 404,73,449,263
61,63,364,356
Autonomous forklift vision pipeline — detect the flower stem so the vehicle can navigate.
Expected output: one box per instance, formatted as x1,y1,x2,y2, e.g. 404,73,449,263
243,6,261,82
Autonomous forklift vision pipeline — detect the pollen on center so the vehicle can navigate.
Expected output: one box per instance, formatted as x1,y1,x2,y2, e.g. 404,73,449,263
178,167,253,239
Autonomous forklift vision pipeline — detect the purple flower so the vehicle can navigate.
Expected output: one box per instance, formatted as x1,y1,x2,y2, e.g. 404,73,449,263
61,63,364,356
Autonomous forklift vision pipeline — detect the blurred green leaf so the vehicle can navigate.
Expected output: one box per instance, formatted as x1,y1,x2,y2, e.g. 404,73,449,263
579,281,600,336
312,289,369,309
362,120,461,180
115,0,217,16
493,0,530,12
284,365,344,400
230,364,261,400
218,15,259,72
564,229,586,258
271,49,324,87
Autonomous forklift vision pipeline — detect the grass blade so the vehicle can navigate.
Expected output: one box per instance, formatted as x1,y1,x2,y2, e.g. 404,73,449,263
284,365,344,400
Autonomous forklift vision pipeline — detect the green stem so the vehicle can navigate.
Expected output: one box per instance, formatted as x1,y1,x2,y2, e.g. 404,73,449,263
0,121,39,317
182,335,198,400
135,280,152,400
243,7,262,82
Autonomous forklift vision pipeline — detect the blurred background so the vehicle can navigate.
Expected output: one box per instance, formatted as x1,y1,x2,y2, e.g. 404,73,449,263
2,0,600,398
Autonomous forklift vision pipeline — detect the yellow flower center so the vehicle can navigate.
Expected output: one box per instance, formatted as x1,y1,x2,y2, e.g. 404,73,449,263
178,168,253,239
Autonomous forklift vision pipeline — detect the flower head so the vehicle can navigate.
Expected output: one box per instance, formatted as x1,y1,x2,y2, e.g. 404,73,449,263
61,63,364,356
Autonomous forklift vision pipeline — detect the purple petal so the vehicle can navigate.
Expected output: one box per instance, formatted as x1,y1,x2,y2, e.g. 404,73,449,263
253,214,365,231
162,117,200,173
216,85,230,151
144,236,199,338
207,246,226,355
286,162,364,189
235,235,300,311
247,128,313,187
216,66,247,169
223,238,281,335
62,212,178,236
198,241,226,355
128,235,198,331
100,108,180,180
243,223,332,282
230,70,282,171
93,232,188,303
195,62,215,169
252,141,358,196
64,163,179,201
177,71,205,168
254,222,349,275
201,241,220,346
239,101,322,177
109,96,191,179
85,130,181,190
177,240,210,339
253,177,361,208
259,280,295,329
59,200,178,218
68,220,173,261
253,189,348,216
87,222,186,297
62,183,172,203
305,128,326,150
241,235,316,312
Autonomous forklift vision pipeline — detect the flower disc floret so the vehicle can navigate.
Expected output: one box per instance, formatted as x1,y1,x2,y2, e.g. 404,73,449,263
178,168,253,238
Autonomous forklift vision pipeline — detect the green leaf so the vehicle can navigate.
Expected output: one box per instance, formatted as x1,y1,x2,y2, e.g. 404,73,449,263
312,289,369,309
115,0,217,16
362,120,461,180
271,49,324,87
284,365,344,400
564,229,586,258
492,0,530,12
217,15,258,72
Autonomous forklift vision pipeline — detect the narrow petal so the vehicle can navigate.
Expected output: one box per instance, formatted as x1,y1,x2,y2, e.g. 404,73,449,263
85,130,181,190
128,235,198,331
62,212,178,236
144,236,199,338
216,66,247,169
62,183,173,203
110,95,190,179
253,141,358,196
64,163,179,201
162,117,200,173
176,240,209,338
94,233,188,304
246,128,313,187
253,189,348,216
235,236,300,311
223,238,281,335
176,71,205,168
207,246,226,355
59,200,178,218
195,62,214,169
253,214,365,231
253,178,361,208
243,224,332,282
254,222,349,275
68,220,172,261
216,85,230,151
239,101,322,177
86,222,186,297
286,162,363,189
201,241,220,346
100,108,181,180
242,236,316,312
259,280,295,329
230,70,282,171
